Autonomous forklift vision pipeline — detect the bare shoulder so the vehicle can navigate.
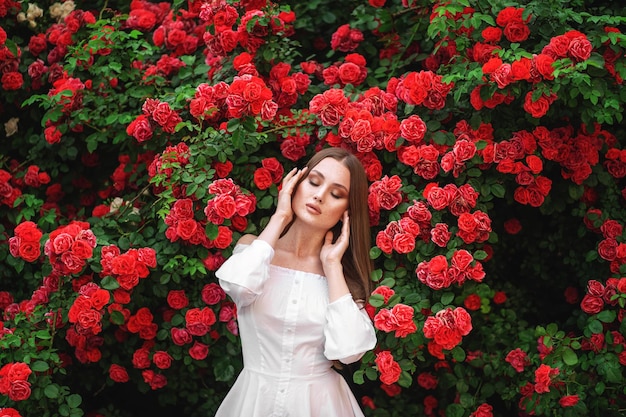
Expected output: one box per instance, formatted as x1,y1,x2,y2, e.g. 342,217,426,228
237,234,258,245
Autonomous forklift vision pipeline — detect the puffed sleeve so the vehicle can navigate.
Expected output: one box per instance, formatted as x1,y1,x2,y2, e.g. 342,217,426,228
215,239,274,307
324,293,377,364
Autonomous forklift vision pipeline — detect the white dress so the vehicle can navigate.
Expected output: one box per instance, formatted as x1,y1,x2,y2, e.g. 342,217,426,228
214,239,377,417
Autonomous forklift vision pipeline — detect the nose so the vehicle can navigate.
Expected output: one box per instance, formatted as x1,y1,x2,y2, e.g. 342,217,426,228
313,194,322,203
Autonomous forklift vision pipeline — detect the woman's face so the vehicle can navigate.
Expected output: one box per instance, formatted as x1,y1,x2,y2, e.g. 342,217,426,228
292,157,350,231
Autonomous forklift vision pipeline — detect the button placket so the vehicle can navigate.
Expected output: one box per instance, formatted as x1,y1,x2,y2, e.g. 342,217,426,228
273,272,302,414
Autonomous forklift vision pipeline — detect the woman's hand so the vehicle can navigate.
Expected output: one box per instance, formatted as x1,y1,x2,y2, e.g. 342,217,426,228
321,210,350,273
274,167,308,223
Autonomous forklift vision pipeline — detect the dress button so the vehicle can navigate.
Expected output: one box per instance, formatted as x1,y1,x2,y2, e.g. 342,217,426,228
292,299,297,304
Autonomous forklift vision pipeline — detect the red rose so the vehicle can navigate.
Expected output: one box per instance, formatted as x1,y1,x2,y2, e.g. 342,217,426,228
580,294,603,314
126,115,153,143
109,364,129,382
433,326,462,350
523,91,553,118
503,21,530,42
1,72,24,91
253,167,273,190
71,239,93,259
374,309,397,333
170,327,192,346
189,341,209,360
417,372,438,390
211,226,232,249
152,351,173,370
8,380,31,401
371,285,395,303
17,241,41,262
201,283,226,305
132,349,151,369
374,351,401,385
559,395,579,408
533,54,555,80
470,403,493,417
338,62,364,86
392,232,415,254
167,290,189,309
534,364,559,393
464,294,481,311
505,348,529,372
568,37,592,62
391,304,416,337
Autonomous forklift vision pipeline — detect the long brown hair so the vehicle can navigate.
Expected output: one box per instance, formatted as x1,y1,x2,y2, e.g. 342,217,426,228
297,147,373,303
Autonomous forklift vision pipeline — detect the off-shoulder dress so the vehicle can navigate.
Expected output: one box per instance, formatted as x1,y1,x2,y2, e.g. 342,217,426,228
214,239,377,417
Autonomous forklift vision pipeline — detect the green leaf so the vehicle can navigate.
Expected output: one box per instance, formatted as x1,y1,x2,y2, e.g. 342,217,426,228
45,384,60,399
441,292,454,305
445,403,465,417
101,276,119,290
67,394,82,408
369,294,385,308
562,347,578,366
31,360,50,372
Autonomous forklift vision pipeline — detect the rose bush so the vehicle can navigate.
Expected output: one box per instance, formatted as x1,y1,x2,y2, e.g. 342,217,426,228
1,0,626,416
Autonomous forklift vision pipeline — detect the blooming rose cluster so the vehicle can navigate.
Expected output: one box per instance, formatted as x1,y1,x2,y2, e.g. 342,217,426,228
148,142,191,196
375,216,420,254
416,250,485,290
424,182,479,216
374,350,402,385
0,362,32,401
8,221,43,262
189,81,228,124
125,307,158,341
267,61,311,109
253,157,284,190
367,175,403,225
200,1,295,56
422,307,472,351
164,198,208,246
330,24,364,52
44,221,96,275
495,6,531,43
440,138,477,178
0,169,21,208
533,363,560,393
66,282,110,362
124,0,169,32
309,88,349,126
593,216,626,274
579,278,620,315
224,74,278,120
141,98,182,134
390,70,454,110
100,245,157,291
604,146,626,179
542,30,593,63
1,20,23,92
204,178,256,227
151,7,204,57
323,53,368,88
374,303,417,338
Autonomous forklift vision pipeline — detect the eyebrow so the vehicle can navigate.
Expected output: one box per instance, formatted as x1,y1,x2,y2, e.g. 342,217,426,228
310,169,349,192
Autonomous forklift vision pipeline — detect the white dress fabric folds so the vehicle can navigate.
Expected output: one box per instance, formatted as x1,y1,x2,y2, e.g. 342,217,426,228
214,239,377,417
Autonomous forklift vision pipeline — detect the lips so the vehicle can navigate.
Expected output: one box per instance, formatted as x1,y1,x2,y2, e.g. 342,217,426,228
305,203,321,214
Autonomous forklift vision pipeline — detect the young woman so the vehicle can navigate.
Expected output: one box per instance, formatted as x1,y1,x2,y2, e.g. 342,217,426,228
214,147,377,417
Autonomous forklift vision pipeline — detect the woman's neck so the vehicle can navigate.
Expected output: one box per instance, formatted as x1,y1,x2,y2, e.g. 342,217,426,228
278,222,325,259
